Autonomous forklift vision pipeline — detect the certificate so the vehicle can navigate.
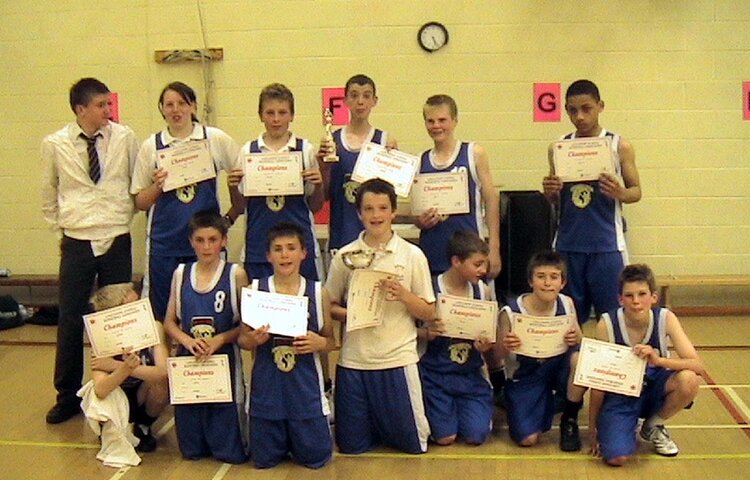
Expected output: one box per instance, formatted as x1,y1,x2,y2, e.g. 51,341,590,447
167,354,233,404
511,313,574,359
410,171,470,216
345,270,392,332
552,137,614,182
83,298,160,358
573,338,647,397
240,287,309,338
242,151,304,197
157,140,216,191
436,294,497,342
351,142,419,197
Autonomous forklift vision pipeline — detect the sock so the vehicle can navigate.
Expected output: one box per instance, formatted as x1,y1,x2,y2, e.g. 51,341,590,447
561,400,583,422
644,415,667,430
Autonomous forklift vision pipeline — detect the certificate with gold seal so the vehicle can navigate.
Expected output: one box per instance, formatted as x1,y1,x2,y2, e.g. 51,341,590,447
345,270,393,332
157,140,216,191
573,338,647,397
410,171,470,216
552,137,614,183
83,298,160,358
242,151,304,197
240,287,309,338
511,313,573,359
351,142,419,197
436,294,497,342
167,354,233,404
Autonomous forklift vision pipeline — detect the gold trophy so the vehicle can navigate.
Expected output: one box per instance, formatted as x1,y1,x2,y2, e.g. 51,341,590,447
323,108,339,162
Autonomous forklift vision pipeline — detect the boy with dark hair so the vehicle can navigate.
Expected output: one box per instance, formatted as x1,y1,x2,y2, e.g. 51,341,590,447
163,210,249,464
42,77,139,424
326,178,435,454
590,264,702,466
419,231,496,446
498,251,585,451
319,74,397,251
239,221,335,469
542,79,642,324
416,94,501,278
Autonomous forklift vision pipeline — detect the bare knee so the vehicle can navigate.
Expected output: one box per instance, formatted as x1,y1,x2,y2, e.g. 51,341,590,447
434,435,457,446
605,455,629,467
518,432,540,447
676,370,700,397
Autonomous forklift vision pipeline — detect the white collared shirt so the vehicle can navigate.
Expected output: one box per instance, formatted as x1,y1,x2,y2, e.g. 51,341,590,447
326,231,436,370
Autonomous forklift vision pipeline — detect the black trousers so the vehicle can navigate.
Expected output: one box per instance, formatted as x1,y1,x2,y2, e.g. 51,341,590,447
53,233,132,404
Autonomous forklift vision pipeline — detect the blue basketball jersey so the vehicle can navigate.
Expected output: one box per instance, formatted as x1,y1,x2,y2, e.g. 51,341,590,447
502,293,575,379
418,142,485,273
601,307,669,378
249,276,328,420
328,127,387,250
244,138,318,263
420,274,490,374
555,130,626,253
147,126,220,257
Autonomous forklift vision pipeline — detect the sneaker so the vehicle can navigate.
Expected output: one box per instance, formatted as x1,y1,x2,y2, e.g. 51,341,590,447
559,417,582,452
133,424,157,453
640,424,679,457
45,402,81,424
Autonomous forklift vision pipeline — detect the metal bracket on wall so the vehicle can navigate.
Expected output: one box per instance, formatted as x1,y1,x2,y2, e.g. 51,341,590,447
154,48,224,64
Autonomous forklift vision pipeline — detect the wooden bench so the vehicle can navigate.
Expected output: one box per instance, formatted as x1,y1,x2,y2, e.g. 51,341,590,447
0,274,143,307
657,274,750,316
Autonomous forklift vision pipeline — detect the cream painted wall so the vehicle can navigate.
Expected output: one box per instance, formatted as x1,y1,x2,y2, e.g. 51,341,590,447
1,0,748,276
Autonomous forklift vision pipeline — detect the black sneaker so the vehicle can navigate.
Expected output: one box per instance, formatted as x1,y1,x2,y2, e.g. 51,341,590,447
45,402,81,424
559,417,582,452
134,424,157,452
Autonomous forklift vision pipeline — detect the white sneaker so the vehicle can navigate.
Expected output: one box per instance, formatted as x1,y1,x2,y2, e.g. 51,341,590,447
640,424,679,457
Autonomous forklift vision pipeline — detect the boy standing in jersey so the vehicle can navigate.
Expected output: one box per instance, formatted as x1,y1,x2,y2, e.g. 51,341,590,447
416,95,501,278
326,178,435,454
239,222,335,469
542,80,641,324
319,74,396,252
590,264,702,466
163,211,248,464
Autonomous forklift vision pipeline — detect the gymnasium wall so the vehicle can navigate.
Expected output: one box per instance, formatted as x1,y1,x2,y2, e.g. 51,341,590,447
1,0,748,276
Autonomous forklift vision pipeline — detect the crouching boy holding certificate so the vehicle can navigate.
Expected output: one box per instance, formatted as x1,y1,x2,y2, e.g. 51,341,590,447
418,231,497,446
498,251,585,451
589,264,703,466
163,211,249,464
238,222,335,469
326,178,436,454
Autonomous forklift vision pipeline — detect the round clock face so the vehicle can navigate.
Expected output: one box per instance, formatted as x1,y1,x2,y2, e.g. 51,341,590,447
418,22,449,52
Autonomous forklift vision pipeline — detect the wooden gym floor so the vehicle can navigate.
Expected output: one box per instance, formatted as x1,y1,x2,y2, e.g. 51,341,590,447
1,316,749,480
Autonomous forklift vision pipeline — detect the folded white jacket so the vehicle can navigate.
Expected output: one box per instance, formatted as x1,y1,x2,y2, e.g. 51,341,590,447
77,380,142,468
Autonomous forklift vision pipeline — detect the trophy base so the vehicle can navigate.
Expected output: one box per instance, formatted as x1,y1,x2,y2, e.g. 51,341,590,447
323,155,340,163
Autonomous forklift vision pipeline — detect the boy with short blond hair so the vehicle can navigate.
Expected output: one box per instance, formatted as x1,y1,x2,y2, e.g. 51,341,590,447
589,264,702,466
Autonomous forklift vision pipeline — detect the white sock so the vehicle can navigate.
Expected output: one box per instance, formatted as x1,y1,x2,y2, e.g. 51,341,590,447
645,415,667,430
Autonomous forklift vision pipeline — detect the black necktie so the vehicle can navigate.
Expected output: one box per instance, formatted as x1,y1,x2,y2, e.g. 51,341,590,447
81,133,101,183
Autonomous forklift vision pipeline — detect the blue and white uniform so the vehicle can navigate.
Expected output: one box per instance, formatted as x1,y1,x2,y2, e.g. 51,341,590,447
119,348,156,425
242,135,322,280
596,307,672,462
419,274,494,444
419,142,486,274
131,123,239,319
247,276,331,469
173,260,247,464
327,127,388,251
554,129,627,323
502,293,576,444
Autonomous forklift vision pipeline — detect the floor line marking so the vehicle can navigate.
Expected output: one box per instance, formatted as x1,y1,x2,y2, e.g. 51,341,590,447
210,463,232,480
155,418,175,438
724,387,750,423
336,452,750,461
107,467,131,480
702,370,750,440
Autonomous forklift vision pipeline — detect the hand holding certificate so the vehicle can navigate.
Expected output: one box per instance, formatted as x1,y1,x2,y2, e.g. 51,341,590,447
436,294,498,342
552,137,615,183
511,313,573,358
157,140,216,191
351,142,419,197
83,298,160,358
573,338,647,397
242,151,304,197
410,171,470,216
346,270,392,332
167,354,233,404
241,288,309,338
